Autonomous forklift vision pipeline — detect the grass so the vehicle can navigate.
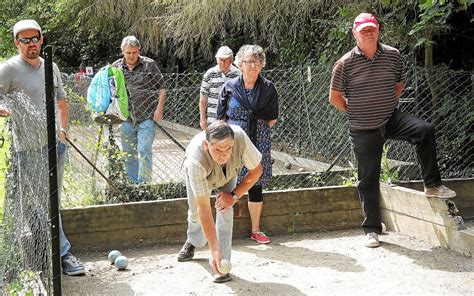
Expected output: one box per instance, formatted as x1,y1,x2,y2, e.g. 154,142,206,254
0,117,10,222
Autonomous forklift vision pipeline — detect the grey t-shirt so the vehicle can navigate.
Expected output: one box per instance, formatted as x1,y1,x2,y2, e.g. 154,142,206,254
0,55,66,150
0,55,66,109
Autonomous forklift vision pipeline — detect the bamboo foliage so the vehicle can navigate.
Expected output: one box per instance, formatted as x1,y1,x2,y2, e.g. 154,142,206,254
79,0,361,58
2,0,471,69
155,0,355,57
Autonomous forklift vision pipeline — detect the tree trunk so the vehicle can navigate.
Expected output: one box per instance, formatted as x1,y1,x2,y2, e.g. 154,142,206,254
424,39,439,112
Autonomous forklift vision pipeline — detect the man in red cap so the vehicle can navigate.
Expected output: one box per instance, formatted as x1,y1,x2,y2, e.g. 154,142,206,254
329,13,456,248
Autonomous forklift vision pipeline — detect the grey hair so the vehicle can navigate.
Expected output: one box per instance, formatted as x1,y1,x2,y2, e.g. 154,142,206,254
234,45,266,68
121,36,141,51
205,120,234,143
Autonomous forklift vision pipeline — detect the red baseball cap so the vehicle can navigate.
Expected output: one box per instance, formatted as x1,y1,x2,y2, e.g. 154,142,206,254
353,13,378,32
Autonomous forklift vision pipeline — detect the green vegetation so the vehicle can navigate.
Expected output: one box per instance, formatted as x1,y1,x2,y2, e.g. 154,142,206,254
340,145,401,186
381,145,400,184
62,163,105,208
7,271,45,296
0,118,10,222
341,161,358,187
62,179,188,207
1,1,472,71
288,211,301,237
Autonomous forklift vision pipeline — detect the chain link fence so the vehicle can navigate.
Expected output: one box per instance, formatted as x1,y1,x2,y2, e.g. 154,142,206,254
1,93,54,294
58,64,473,206
1,63,472,293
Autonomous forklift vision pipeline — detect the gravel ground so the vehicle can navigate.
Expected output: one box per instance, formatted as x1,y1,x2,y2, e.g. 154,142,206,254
62,228,474,295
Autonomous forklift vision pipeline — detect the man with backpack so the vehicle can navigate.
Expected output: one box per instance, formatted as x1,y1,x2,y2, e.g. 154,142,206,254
112,36,167,184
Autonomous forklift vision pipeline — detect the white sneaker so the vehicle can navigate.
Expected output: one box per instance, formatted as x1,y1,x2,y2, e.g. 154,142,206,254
365,232,380,248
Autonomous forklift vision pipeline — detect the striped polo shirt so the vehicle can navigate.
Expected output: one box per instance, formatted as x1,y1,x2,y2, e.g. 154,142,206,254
200,64,240,122
330,43,406,130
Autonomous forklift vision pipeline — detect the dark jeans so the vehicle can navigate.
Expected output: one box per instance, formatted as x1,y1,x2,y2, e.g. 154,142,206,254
350,109,442,234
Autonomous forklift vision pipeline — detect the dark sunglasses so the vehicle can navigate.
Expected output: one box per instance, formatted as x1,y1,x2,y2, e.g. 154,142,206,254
17,35,41,44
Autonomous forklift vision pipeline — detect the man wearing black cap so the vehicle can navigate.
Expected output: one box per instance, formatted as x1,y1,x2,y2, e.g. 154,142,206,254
0,19,85,275
329,13,456,248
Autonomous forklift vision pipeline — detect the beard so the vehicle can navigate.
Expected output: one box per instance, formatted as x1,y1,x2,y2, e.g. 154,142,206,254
26,47,40,59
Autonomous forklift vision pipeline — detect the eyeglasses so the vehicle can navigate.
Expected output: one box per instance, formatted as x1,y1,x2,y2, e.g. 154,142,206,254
242,60,261,67
17,35,41,44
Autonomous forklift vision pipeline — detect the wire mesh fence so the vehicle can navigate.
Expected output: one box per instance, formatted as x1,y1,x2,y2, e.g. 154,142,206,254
0,93,55,294
1,63,472,293
61,64,473,205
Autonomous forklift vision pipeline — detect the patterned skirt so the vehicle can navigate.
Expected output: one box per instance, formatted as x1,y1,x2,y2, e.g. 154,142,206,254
227,106,272,187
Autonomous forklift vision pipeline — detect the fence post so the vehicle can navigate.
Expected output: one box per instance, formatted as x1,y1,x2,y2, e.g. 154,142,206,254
297,67,303,155
43,45,62,295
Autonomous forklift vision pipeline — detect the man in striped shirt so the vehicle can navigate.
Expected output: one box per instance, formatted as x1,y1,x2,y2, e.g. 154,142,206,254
199,46,240,130
329,13,455,248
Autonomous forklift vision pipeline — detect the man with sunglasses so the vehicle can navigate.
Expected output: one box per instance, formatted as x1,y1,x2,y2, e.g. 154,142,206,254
0,19,85,276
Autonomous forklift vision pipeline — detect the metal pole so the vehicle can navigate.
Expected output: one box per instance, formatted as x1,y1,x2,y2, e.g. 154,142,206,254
321,142,351,178
66,136,128,200
297,67,303,156
43,45,62,295
156,123,186,151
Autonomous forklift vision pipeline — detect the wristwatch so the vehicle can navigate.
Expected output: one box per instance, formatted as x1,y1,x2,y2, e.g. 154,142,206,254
231,191,240,202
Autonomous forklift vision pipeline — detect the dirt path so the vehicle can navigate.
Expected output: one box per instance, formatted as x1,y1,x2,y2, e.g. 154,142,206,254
62,228,474,295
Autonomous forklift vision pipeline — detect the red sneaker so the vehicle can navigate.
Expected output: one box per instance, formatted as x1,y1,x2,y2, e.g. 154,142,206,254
251,232,271,244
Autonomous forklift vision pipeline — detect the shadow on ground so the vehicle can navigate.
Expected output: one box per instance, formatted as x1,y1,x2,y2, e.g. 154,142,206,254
381,241,474,272
235,241,365,272
193,259,306,295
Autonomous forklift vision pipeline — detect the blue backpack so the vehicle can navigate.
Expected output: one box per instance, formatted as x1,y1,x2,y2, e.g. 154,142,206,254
86,65,112,113
86,65,129,124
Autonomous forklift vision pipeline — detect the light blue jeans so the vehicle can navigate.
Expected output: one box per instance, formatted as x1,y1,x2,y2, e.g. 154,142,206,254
185,174,237,261
120,119,156,183
57,141,71,257
13,143,71,258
